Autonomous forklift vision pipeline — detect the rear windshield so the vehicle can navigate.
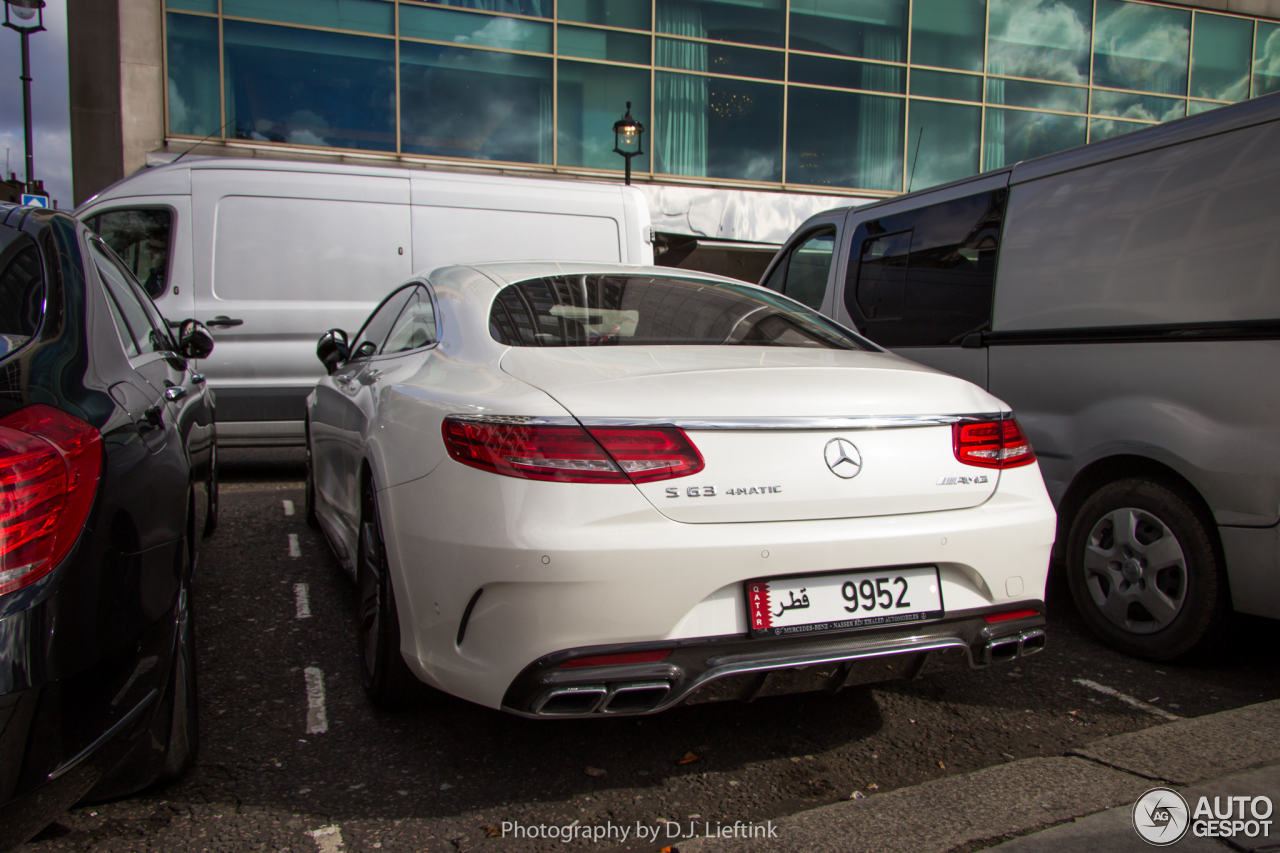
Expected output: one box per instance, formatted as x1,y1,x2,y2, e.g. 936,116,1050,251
0,230,45,359
490,274,871,350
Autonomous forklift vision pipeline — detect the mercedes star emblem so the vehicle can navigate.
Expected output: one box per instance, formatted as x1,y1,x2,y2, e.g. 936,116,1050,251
824,438,862,479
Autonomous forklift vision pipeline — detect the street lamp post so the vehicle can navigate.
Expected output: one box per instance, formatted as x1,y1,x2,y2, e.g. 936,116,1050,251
4,0,46,196
612,102,645,186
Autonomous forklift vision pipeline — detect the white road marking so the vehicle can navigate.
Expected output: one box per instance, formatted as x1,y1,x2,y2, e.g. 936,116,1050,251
1074,678,1181,721
308,824,344,852
304,667,329,734
294,583,311,619
283,500,295,516
288,534,301,558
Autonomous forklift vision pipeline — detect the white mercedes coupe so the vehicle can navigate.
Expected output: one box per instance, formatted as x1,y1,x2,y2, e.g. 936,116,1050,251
304,262,1056,717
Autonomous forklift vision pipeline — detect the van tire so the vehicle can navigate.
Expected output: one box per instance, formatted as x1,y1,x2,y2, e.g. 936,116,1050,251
357,478,422,708
1065,477,1227,661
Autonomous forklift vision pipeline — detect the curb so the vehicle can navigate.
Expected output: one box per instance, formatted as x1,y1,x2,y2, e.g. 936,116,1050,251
678,699,1280,853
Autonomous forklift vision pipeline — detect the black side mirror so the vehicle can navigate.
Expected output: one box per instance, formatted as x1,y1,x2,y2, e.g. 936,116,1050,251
177,319,214,360
317,328,349,375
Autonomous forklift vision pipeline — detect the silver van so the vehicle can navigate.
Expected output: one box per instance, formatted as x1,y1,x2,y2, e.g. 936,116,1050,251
761,93,1280,661
75,159,653,447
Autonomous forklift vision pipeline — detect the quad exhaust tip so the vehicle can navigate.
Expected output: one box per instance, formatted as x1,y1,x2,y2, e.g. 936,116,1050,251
982,628,1046,666
533,681,672,716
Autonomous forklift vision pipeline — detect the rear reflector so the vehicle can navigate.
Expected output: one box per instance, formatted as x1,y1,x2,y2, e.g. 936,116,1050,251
953,418,1037,469
0,405,102,596
442,417,703,484
558,649,673,669
983,608,1040,623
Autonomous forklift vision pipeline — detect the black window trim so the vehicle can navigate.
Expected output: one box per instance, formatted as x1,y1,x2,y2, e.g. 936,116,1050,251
372,280,442,359
85,204,177,303
0,228,48,360
347,281,421,363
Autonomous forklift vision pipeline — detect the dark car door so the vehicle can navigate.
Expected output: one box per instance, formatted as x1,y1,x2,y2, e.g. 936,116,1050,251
89,239,213,546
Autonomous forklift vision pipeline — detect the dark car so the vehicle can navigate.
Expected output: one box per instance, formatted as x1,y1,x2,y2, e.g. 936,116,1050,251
0,203,217,847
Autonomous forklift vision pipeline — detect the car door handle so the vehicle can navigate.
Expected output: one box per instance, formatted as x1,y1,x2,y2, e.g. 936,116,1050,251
359,369,381,385
144,405,164,429
206,316,244,328
164,386,188,402
334,374,354,385
190,373,206,384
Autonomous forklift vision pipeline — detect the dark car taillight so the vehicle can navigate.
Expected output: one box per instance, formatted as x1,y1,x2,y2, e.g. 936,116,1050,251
952,417,1036,469
442,417,704,484
0,405,103,595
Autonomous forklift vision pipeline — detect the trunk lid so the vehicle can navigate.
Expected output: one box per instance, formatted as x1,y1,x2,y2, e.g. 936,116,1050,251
500,347,1006,523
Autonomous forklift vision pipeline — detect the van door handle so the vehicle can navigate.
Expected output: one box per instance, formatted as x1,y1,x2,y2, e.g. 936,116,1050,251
207,316,243,328
143,405,164,429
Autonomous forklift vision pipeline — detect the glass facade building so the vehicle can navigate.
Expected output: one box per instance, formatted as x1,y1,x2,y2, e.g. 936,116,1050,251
163,0,1280,196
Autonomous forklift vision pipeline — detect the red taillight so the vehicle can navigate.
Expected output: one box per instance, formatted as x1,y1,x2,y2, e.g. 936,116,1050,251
441,417,703,484
953,417,1037,469
558,649,672,669
983,608,1041,623
0,405,102,596
585,427,704,483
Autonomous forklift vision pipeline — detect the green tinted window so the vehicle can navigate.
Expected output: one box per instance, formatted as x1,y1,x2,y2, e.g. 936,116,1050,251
987,0,1091,83
789,0,907,62
906,99,979,191
558,25,649,64
165,13,220,137
911,0,986,72
1191,13,1252,101
223,0,393,34
1089,116,1150,141
400,5,551,51
984,108,1086,169
1253,22,1280,98
1091,89,1185,122
986,78,1087,113
557,61,649,171
787,87,903,191
558,0,648,30
911,69,981,102
1092,0,1189,96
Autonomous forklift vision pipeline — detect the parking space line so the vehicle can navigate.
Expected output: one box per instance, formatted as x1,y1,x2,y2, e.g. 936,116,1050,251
283,500,295,516
288,534,301,558
1074,678,1181,721
304,667,329,734
294,583,311,619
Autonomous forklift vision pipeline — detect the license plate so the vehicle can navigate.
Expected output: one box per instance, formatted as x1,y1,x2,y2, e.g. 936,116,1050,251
746,566,944,638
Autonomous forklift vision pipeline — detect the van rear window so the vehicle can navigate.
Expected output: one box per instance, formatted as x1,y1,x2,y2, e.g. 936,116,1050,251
490,275,869,350
0,231,45,359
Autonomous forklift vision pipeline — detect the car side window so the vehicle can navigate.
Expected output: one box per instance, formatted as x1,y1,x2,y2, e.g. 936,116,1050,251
87,208,172,300
845,189,1006,348
381,286,437,355
350,287,415,360
762,229,836,311
0,231,45,359
91,241,171,357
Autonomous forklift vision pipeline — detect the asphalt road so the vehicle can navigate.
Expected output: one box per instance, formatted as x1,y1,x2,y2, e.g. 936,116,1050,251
25,450,1280,853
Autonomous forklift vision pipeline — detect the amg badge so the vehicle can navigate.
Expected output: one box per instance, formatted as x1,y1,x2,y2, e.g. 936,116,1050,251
936,475,989,485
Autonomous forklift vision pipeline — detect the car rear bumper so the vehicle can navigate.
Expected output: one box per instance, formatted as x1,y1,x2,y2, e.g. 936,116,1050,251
382,461,1056,710
500,606,1047,717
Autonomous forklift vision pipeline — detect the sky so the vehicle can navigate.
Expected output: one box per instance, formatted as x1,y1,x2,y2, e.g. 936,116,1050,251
1,0,72,209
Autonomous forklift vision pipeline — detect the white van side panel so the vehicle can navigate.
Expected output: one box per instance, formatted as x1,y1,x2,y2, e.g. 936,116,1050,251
192,170,414,432
410,206,620,270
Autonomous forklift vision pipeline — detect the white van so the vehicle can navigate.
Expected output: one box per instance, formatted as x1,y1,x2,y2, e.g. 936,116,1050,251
76,159,653,446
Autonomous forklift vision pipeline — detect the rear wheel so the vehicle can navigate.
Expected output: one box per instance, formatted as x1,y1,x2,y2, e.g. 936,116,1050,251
1065,477,1227,660
357,477,421,708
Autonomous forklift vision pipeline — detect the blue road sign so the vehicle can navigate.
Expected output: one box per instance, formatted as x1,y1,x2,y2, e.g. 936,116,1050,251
21,194,50,208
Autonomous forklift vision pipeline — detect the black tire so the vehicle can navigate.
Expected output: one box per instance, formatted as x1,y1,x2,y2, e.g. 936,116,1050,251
357,477,422,708
1065,477,1228,661
158,576,199,781
304,421,320,529
202,442,218,538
